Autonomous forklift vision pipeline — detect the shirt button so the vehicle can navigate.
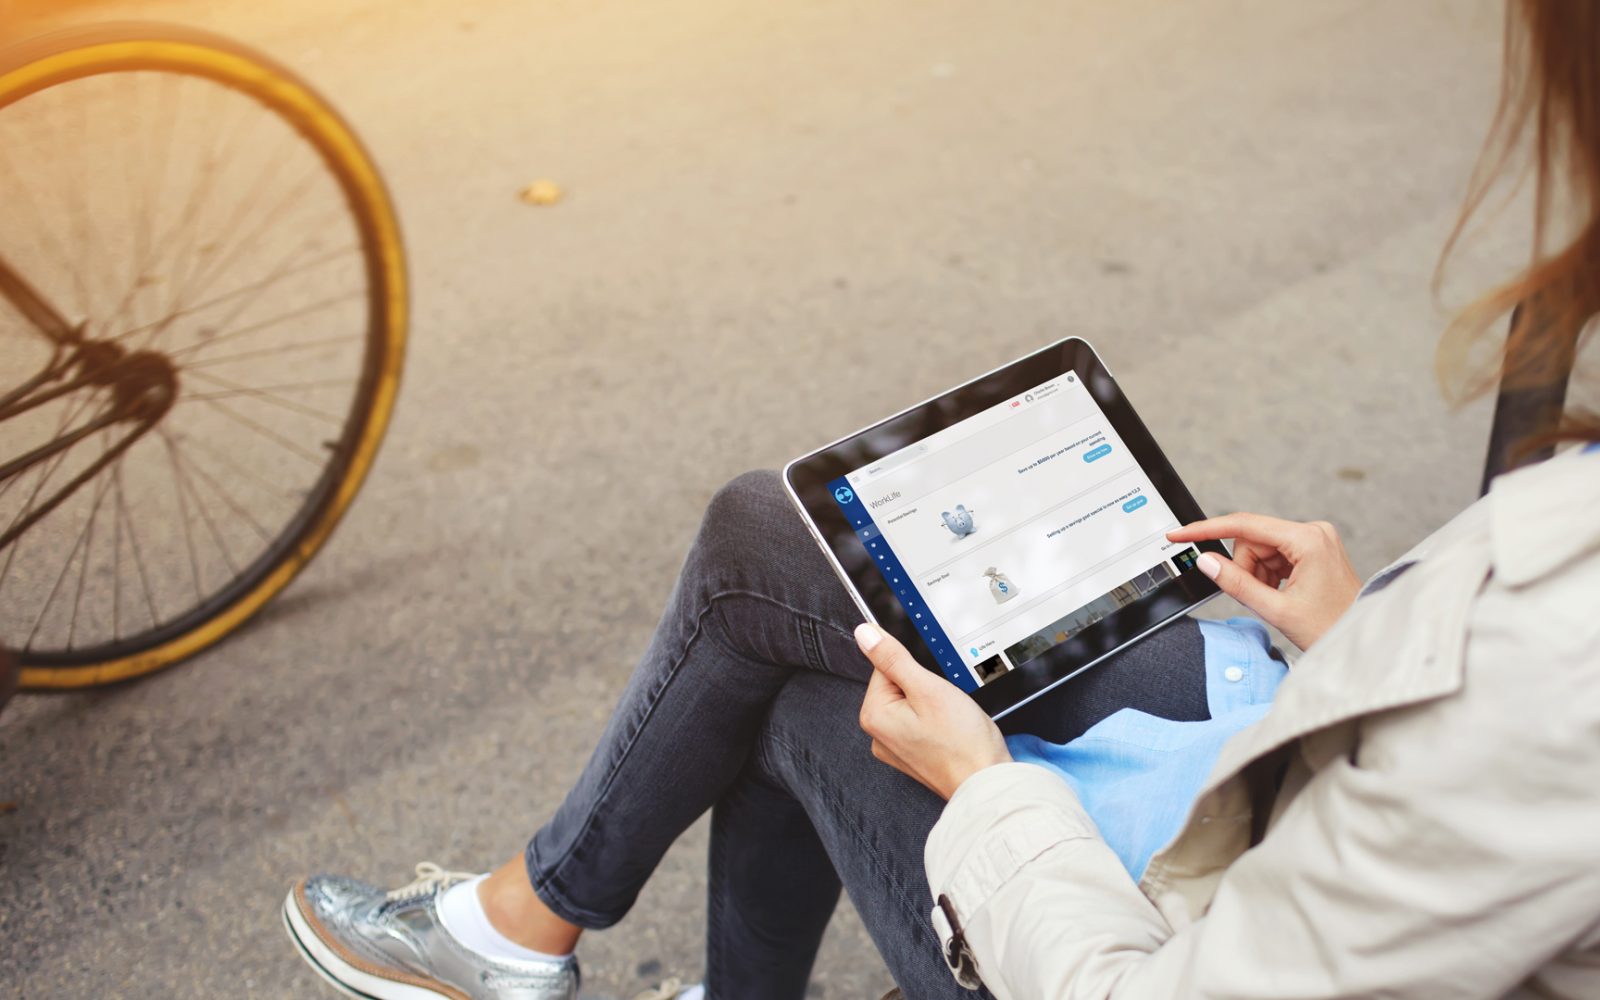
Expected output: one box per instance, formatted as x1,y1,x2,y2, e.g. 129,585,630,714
1224,666,1245,683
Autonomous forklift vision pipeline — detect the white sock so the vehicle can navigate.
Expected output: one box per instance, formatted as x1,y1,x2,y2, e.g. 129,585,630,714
678,987,706,1000
437,875,573,965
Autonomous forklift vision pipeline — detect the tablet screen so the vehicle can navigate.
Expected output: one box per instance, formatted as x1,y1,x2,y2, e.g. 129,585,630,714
786,338,1222,716
825,372,1198,692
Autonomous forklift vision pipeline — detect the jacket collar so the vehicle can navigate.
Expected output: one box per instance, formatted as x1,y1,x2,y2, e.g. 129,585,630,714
1489,445,1600,587
1189,447,1597,808
1201,559,1474,795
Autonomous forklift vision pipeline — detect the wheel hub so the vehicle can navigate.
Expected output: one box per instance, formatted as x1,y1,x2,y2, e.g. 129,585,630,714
75,340,178,422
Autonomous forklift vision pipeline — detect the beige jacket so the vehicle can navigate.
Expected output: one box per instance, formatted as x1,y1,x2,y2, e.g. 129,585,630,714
925,447,1600,1000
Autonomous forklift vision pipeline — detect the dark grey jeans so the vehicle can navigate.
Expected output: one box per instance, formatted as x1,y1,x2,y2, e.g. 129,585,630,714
524,471,1209,999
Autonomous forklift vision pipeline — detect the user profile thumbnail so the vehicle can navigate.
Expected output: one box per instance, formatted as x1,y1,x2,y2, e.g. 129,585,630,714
973,653,1013,686
1001,560,1176,666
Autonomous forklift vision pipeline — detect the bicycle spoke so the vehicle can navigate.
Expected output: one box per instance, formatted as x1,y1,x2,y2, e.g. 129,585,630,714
113,459,161,629
0,422,76,597
105,241,355,345
128,82,258,349
145,80,245,335
0,138,83,316
185,469,238,580
185,369,346,426
0,392,103,570
174,226,351,351
0,33,397,666
152,163,323,351
24,467,114,651
66,75,98,323
196,395,326,466
162,428,273,545
0,437,35,508
111,454,123,640
104,74,183,336
37,94,96,318
175,333,361,371
159,425,206,595
166,428,304,508
181,141,320,296
66,439,114,649
164,290,362,361
178,376,353,399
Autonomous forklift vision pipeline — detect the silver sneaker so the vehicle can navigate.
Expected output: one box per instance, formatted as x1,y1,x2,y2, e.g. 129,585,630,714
283,862,580,1000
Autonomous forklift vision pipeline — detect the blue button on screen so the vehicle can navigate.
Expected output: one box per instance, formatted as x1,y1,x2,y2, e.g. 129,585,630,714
1122,495,1147,513
1083,444,1113,462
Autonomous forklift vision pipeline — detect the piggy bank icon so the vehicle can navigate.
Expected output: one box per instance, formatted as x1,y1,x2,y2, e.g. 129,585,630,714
940,504,977,539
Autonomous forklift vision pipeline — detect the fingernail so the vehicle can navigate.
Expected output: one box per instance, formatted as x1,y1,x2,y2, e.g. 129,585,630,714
855,622,883,652
1196,553,1222,579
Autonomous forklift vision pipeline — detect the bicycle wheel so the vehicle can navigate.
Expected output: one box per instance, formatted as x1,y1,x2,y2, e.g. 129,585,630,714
0,22,407,688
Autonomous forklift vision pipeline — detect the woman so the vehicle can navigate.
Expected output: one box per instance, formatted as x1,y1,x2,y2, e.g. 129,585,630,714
282,2,1600,997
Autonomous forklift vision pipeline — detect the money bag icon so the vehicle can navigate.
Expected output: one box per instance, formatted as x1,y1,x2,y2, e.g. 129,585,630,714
983,567,1020,604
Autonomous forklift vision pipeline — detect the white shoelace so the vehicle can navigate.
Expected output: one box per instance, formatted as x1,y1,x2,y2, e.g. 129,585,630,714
385,861,478,901
386,863,689,995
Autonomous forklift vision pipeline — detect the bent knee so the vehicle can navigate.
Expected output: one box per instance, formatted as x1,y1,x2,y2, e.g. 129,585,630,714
707,469,786,519
699,470,791,551
689,469,815,591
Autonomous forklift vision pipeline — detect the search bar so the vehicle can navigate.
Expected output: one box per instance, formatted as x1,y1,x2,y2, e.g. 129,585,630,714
851,376,1071,486
858,442,929,482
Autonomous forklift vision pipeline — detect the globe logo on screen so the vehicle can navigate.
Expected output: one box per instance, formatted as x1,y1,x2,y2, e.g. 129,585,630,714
834,486,856,504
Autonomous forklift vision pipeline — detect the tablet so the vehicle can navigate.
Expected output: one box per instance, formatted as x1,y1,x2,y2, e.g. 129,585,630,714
784,337,1226,719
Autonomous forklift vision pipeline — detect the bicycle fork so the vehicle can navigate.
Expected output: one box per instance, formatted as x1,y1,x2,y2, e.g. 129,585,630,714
0,251,175,551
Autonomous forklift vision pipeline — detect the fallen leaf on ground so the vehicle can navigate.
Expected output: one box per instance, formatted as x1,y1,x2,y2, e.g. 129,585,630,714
518,180,564,206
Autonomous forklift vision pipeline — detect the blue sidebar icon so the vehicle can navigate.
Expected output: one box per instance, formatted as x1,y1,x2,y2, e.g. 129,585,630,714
827,476,976,692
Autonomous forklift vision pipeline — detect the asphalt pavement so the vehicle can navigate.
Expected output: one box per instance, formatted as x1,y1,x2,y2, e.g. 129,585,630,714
0,1,1531,996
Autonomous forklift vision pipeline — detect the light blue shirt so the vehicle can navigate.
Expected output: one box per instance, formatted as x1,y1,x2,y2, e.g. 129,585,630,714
1005,618,1287,881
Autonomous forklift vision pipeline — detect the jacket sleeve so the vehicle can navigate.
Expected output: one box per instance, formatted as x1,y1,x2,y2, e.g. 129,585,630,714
926,718,1600,1000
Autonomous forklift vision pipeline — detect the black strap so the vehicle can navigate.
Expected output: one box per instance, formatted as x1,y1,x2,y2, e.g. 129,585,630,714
1481,302,1577,496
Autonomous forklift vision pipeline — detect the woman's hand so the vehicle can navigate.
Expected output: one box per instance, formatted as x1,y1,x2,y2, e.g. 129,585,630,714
855,623,1011,800
1166,513,1362,651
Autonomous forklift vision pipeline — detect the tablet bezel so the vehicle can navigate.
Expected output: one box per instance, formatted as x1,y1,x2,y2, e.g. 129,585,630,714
783,337,1227,719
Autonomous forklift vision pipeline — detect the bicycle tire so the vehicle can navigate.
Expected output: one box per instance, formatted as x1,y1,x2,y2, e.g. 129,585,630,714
0,22,407,688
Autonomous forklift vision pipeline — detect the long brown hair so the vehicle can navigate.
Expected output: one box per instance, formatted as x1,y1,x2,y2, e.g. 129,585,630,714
1438,0,1600,446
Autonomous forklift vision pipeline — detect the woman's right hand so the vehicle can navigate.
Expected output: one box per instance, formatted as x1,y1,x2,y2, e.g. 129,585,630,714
1166,513,1362,652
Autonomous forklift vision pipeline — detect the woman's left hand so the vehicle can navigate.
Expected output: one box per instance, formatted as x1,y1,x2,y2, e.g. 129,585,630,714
855,623,1012,800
